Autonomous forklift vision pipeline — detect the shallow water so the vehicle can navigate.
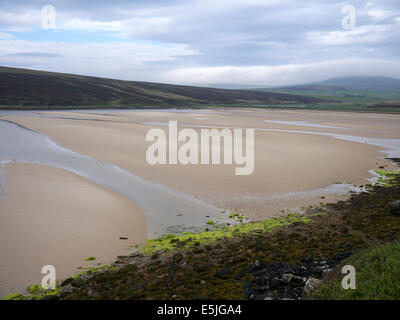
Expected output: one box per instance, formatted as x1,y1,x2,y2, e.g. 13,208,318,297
264,120,345,130
140,120,400,158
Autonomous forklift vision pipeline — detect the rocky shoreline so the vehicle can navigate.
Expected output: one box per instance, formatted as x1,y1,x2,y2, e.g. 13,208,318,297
4,159,400,300
242,253,353,300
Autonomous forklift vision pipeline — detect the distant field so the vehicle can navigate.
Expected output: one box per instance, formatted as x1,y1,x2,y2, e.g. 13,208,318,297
255,87,400,113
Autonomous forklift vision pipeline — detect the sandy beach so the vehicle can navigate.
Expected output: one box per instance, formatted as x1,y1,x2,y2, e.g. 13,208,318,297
0,163,146,297
1,108,400,297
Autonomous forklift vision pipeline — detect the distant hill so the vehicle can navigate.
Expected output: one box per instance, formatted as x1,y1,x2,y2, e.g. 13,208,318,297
283,76,400,92
200,83,264,90
0,66,325,109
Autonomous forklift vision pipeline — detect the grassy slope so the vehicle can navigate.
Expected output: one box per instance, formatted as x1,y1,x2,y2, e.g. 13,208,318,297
310,241,400,300
0,66,325,109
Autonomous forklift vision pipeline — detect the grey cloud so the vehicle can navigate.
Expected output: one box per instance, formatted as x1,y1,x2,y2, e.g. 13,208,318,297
0,0,399,84
6,52,63,58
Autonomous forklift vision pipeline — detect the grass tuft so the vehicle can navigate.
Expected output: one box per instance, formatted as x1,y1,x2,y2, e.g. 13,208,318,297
310,242,400,300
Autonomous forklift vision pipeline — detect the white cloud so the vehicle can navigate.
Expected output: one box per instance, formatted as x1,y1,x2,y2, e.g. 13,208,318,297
0,39,198,80
306,24,393,46
0,9,41,32
0,32,13,39
121,17,173,38
0,1,399,85
158,59,400,86
61,19,123,32
368,9,398,22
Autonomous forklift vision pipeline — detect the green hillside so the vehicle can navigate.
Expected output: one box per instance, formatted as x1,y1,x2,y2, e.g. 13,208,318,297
255,76,400,112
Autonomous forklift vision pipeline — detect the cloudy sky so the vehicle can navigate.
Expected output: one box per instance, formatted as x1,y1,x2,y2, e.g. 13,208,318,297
0,0,399,86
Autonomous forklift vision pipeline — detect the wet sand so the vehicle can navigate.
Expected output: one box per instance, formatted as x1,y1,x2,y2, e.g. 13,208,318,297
3,108,399,219
1,108,400,296
0,163,146,297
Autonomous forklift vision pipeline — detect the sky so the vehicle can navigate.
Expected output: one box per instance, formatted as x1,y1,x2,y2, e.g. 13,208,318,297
0,0,400,86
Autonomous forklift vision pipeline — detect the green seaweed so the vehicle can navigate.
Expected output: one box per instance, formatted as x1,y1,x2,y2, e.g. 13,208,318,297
28,284,39,294
1,293,24,300
375,169,400,187
140,214,312,255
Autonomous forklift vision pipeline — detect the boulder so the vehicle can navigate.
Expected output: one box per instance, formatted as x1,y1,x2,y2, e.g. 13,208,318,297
304,277,323,295
282,273,294,283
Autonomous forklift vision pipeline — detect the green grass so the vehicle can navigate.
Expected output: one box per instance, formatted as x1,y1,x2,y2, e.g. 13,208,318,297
310,242,400,300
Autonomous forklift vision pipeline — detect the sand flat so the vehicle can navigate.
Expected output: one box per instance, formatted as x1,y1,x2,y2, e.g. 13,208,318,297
4,108,399,219
0,163,146,297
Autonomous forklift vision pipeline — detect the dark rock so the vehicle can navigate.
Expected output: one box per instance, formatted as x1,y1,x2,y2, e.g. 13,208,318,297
301,256,313,263
248,261,261,272
254,285,269,293
168,264,179,273
134,282,147,290
291,275,307,286
268,278,280,289
61,277,75,286
175,280,182,287
303,277,323,295
243,280,255,297
253,268,269,277
172,253,183,263
61,277,82,288
389,200,400,215
234,270,246,280
282,273,294,283
151,253,160,260
216,268,230,278
255,294,273,300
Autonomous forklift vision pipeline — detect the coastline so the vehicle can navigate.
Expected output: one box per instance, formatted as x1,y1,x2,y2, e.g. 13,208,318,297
5,160,399,300
1,108,400,298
